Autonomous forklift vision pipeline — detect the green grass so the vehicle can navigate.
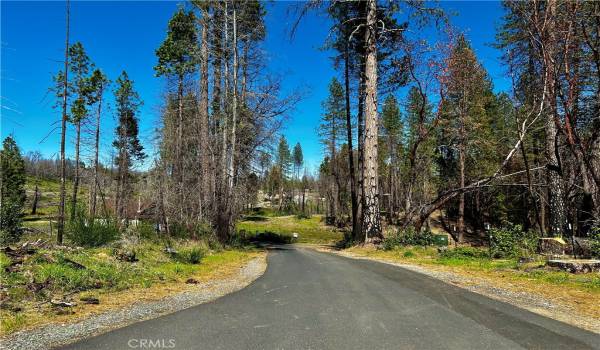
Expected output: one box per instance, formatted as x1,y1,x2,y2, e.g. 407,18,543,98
0,239,260,335
237,214,343,244
0,312,26,334
23,176,87,219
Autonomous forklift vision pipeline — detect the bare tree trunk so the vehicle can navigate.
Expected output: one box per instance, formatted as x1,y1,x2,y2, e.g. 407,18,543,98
302,186,306,214
58,0,70,244
390,146,397,223
355,67,365,240
31,184,39,215
361,0,382,242
241,40,249,103
224,3,239,236
90,83,103,218
70,121,81,221
330,104,338,222
116,154,128,223
520,139,544,232
344,37,358,239
198,7,210,219
543,0,567,237
211,4,222,207
115,113,129,223
228,4,238,193
177,75,184,222
220,0,229,199
458,120,466,242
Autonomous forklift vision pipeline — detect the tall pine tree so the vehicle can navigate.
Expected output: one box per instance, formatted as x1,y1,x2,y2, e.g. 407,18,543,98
0,137,26,244
113,71,145,221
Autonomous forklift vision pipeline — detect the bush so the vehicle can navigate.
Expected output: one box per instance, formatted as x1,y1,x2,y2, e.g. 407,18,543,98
382,227,436,250
66,208,120,247
0,202,24,244
249,231,292,244
171,247,205,264
296,212,311,220
403,250,415,258
336,231,359,249
167,222,190,239
591,226,600,259
440,247,489,260
489,223,538,258
135,222,157,240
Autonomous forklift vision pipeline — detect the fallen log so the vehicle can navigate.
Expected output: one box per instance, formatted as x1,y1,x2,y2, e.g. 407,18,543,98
546,259,600,273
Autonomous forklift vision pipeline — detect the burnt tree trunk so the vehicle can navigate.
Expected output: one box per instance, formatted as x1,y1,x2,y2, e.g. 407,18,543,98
70,121,82,220
344,36,359,239
361,0,382,242
58,0,70,244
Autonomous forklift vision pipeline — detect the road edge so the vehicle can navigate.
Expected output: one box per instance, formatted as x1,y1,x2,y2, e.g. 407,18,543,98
312,245,600,334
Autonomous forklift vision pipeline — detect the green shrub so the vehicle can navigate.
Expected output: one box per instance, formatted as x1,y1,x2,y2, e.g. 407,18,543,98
164,221,214,240
296,212,311,220
489,223,538,258
171,247,205,264
135,222,157,240
440,247,489,260
403,250,415,258
247,231,293,244
228,231,246,249
0,136,26,245
167,222,190,239
66,208,120,247
0,202,24,244
590,226,600,258
336,231,359,249
382,227,436,250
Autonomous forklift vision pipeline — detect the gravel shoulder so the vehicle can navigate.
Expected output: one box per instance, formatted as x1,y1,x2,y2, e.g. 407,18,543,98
314,245,600,334
1,255,267,350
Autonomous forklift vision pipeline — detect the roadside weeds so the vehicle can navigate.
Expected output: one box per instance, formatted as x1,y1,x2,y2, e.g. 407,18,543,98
1,254,267,350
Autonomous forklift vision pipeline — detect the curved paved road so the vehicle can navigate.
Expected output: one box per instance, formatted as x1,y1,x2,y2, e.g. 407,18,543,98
62,246,599,350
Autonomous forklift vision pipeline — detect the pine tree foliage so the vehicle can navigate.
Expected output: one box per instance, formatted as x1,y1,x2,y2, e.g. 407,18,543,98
0,137,26,244
113,71,145,221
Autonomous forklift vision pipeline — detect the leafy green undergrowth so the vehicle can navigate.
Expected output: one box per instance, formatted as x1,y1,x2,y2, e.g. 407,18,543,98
237,214,343,244
0,240,260,334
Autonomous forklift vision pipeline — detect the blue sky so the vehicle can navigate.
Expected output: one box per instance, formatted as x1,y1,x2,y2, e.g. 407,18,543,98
1,1,507,173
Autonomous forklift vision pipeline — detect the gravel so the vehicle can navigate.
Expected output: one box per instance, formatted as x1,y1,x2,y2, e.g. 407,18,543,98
1,256,267,350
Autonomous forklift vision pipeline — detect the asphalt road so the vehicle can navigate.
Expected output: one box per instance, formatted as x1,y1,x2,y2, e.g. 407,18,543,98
61,246,599,350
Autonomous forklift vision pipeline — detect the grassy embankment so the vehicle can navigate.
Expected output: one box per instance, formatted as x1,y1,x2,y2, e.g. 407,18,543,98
236,211,599,320
0,242,260,335
1,177,263,335
237,208,343,244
